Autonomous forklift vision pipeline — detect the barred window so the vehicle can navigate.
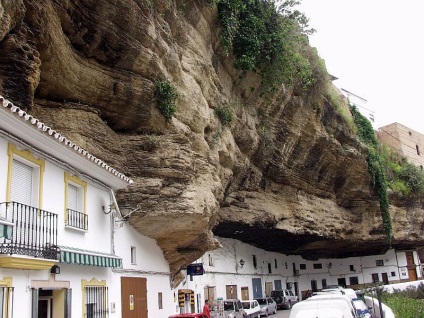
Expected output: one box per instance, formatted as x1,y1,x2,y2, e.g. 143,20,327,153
0,286,14,318
85,286,109,318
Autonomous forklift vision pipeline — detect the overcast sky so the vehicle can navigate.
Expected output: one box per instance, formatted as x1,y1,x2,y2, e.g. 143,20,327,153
297,0,424,133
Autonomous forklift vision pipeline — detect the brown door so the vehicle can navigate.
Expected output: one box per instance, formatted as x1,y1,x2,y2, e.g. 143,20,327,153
204,286,216,304
382,273,389,284
121,277,147,318
406,252,418,281
265,282,273,297
226,285,237,299
241,287,249,300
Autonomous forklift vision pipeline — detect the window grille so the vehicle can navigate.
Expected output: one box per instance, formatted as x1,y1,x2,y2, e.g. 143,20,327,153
85,286,108,318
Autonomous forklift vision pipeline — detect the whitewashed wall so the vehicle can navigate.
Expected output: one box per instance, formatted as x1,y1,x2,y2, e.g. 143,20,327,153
176,237,422,313
114,221,174,318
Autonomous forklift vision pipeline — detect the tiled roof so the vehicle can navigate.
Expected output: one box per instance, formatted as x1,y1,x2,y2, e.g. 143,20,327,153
0,95,133,185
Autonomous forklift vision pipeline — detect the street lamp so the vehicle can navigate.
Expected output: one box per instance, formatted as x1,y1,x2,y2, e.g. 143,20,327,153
239,259,245,268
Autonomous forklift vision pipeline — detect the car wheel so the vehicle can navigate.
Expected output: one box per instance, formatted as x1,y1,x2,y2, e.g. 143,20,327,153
286,301,291,310
273,308,277,314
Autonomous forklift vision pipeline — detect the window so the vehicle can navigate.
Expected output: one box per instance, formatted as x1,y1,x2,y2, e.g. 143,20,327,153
391,271,396,277
158,292,163,309
65,172,87,230
253,255,257,269
349,276,359,285
350,265,355,272
321,279,327,289
208,254,214,266
7,144,45,207
376,260,384,266
417,145,420,156
274,259,278,269
299,264,306,270
313,263,322,269
82,278,108,318
131,246,136,265
371,273,379,283
268,263,272,274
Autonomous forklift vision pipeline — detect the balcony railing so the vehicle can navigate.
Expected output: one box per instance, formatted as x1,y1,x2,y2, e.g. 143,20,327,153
66,208,88,230
0,202,58,260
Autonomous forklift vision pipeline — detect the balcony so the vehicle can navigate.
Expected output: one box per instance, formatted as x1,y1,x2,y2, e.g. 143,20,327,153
0,202,59,270
66,208,88,231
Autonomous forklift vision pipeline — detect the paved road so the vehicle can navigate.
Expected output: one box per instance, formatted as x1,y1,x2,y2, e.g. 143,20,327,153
272,308,291,318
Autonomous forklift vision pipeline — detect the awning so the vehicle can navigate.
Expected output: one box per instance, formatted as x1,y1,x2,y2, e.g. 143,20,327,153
58,245,122,268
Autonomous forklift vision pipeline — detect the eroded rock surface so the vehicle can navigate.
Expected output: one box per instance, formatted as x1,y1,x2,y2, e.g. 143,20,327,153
1,0,424,285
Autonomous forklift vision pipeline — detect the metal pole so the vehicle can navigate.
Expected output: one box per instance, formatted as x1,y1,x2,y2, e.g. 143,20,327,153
376,287,384,318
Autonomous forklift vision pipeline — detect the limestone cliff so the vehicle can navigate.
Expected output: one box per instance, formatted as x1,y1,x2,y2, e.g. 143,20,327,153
1,0,423,285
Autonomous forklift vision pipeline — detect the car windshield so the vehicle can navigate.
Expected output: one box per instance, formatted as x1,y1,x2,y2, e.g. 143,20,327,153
256,298,267,305
242,302,251,309
353,300,368,310
224,302,235,311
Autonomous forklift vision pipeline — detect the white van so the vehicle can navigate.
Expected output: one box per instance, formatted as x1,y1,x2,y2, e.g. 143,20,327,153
289,294,360,318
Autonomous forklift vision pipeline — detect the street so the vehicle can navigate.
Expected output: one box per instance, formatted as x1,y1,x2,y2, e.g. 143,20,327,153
272,308,291,318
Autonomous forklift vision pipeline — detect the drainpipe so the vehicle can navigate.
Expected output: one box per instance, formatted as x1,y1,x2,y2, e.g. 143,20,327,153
109,189,121,255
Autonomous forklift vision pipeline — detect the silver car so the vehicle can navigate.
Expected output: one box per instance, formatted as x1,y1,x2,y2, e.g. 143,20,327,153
254,297,277,316
223,299,245,318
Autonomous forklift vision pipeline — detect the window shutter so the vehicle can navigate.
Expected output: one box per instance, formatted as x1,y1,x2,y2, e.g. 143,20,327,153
11,160,33,205
68,184,78,211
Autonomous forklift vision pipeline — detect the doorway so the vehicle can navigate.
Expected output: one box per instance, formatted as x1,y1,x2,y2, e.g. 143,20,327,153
121,277,148,318
406,252,418,281
226,285,237,299
252,278,263,299
241,287,249,300
382,273,389,285
265,282,273,297
38,297,52,318
337,278,346,288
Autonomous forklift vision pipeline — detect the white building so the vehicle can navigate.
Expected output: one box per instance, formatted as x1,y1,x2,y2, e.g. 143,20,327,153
340,88,376,129
174,237,422,315
0,95,176,318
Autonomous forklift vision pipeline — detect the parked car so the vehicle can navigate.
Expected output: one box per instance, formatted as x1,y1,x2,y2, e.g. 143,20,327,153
289,294,360,318
169,314,205,318
352,298,373,318
223,299,245,318
241,300,261,318
270,290,298,309
254,297,277,316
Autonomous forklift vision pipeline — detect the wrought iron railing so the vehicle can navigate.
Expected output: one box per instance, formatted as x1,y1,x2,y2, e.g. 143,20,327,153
66,209,88,230
0,202,58,260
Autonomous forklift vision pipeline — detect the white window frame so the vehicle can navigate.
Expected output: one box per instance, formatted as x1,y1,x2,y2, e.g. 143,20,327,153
64,172,87,230
6,144,45,208
131,246,137,265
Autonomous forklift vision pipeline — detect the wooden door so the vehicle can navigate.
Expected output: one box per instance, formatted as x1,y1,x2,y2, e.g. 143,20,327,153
121,277,147,318
226,285,237,299
241,287,249,300
252,278,263,299
204,286,216,304
382,273,389,284
265,282,273,297
406,252,418,281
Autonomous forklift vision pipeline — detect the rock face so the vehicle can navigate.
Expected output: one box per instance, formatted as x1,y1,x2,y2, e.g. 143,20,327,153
1,0,424,285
